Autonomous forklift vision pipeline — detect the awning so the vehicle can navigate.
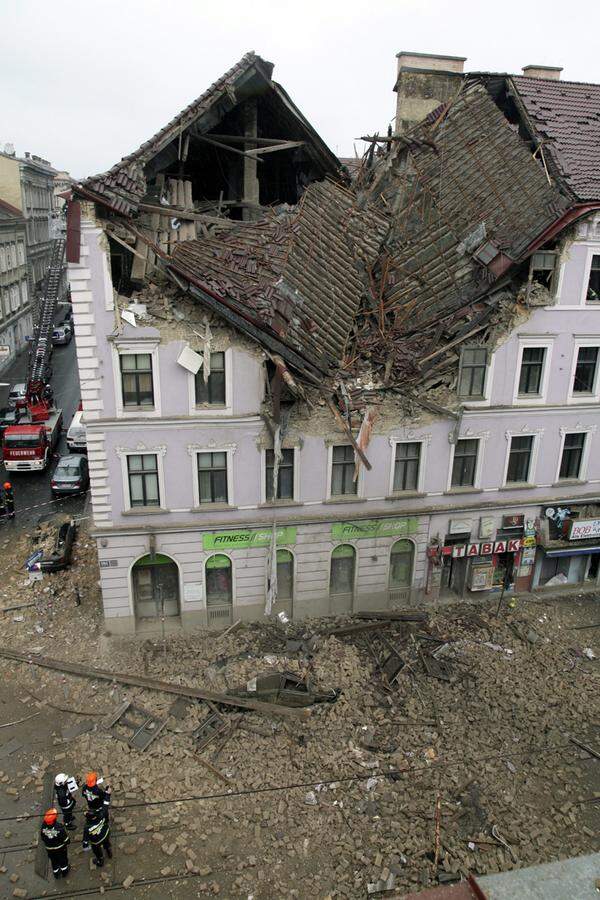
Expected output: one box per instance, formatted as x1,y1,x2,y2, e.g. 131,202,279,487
543,545,600,558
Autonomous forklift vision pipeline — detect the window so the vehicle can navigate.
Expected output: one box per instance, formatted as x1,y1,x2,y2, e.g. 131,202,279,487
120,354,154,407
17,243,25,265
265,449,294,501
506,435,533,484
205,554,232,606
389,540,414,588
195,351,225,405
518,347,546,396
331,445,356,496
458,347,488,398
559,433,586,480
573,347,599,394
127,454,160,507
451,439,479,488
197,452,228,504
393,442,421,492
586,255,600,304
529,251,557,291
20,281,28,307
277,549,294,600
0,247,5,272
330,545,355,595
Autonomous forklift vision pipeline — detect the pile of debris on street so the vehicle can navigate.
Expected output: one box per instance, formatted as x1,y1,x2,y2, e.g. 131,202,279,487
0,522,598,897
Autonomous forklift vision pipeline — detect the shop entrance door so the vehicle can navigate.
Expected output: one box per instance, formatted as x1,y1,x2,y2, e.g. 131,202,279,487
132,554,180,621
588,553,600,582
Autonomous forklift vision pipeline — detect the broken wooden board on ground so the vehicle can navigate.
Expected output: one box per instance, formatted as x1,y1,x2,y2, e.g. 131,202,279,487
354,610,428,622
103,700,168,752
326,620,393,637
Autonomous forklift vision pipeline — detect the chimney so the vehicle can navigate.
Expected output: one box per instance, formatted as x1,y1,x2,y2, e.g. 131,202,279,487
522,65,562,80
394,51,466,134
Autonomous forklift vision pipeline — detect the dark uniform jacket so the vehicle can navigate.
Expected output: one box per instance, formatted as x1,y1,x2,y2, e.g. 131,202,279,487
82,783,110,812
41,821,70,851
82,811,110,848
54,782,75,811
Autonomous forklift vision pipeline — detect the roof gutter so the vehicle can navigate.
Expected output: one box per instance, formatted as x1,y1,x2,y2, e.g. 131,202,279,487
523,203,600,256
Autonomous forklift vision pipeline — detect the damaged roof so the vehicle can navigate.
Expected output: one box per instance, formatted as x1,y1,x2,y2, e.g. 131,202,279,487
508,75,600,202
169,178,387,373
80,52,340,217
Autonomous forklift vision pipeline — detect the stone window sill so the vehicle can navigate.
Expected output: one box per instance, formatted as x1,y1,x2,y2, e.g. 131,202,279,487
499,483,535,492
190,503,237,513
444,487,481,495
324,495,366,505
258,500,302,509
386,491,426,500
122,507,169,516
552,479,588,488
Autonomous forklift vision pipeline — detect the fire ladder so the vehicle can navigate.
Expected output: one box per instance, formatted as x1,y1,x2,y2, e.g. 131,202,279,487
26,237,65,421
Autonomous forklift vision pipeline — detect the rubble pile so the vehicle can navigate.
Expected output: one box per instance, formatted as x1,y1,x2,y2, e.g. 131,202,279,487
0,524,598,896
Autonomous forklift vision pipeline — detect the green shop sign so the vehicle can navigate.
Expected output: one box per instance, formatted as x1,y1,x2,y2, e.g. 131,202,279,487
331,518,418,541
203,526,297,552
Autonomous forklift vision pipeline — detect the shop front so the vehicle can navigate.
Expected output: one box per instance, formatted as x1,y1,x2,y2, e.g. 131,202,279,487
534,506,600,589
440,536,523,597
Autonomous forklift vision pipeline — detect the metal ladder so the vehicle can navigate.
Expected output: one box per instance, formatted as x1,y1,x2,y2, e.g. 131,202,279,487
27,237,66,391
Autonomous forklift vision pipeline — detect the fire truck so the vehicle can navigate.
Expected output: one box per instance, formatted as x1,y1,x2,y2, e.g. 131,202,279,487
2,238,65,472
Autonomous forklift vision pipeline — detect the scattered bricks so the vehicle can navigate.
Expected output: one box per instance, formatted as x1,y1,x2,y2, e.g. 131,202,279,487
6,789,18,797
54,753,66,761
12,890,27,899
161,868,171,876
0,866,7,874
9,874,19,883
122,875,135,889
198,865,212,876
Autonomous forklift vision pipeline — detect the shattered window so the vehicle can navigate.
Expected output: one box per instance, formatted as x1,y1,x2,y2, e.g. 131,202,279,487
458,347,488,398
127,454,160,507
506,435,533,484
573,347,599,394
331,445,357,496
529,251,557,291
518,347,546,396
393,442,421,492
195,352,226,405
330,544,355,595
389,539,414,588
120,354,154,407
586,255,600,304
265,449,294,501
277,549,294,600
559,432,586,480
197,452,228,504
205,554,232,606
451,439,479,488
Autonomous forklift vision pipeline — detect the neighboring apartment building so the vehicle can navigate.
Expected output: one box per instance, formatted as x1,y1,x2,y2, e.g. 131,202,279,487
0,199,32,372
68,53,600,634
0,149,56,293
53,171,73,211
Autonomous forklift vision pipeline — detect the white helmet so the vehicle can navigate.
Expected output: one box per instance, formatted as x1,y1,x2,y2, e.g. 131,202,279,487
54,773,68,786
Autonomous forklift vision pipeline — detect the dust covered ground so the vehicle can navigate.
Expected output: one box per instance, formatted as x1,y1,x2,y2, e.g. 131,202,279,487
0,517,598,898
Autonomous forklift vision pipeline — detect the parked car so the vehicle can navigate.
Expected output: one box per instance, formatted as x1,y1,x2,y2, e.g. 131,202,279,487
7,383,26,408
39,520,77,572
52,323,72,346
51,454,89,497
0,406,23,435
66,407,86,452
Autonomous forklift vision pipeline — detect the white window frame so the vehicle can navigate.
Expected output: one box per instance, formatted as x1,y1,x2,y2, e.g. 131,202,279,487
568,339,600,403
501,430,542,487
204,552,236,608
187,347,233,416
512,338,554,406
112,339,161,419
388,439,427,495
555,426,596,484
16,243,25,266
326,444,364,501
192,448,235,508
446,435,485,492
329,543,358,597
260,446,299,504
458,349,496,407
10,284,19,312
580,246,600,306
0,246,5,273
117,447,167,512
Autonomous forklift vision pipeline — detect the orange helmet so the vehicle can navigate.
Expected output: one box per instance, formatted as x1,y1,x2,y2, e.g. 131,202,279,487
3,482,11,490
43,808,58,825
86,772,97,788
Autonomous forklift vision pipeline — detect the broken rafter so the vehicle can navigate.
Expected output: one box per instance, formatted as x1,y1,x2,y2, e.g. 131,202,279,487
207,134,302,146
245,141,305,157
326,398,372,470
194,133,265,163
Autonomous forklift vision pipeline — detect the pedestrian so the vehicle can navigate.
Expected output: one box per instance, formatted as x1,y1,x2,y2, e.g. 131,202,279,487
54,773,78,830
40,807,70,879
82,807,112,867
82,772,111,815
3,482,14,519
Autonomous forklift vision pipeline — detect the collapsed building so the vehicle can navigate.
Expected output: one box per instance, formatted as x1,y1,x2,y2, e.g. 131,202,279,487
67,51,600,633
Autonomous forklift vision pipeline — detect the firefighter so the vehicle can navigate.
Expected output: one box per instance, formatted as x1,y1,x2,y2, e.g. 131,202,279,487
3,483,14,520
54,773,77,830
40,808,70,879
82,807,112,867
82,772,111,815
0,486,6,523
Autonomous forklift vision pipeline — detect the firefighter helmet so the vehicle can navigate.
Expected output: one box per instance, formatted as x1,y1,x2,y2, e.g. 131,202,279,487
43,808,58,825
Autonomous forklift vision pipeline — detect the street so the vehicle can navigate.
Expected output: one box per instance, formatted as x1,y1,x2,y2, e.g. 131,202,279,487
0,323,86,526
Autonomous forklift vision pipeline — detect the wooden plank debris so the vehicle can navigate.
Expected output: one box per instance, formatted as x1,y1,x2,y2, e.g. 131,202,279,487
326,620,393,637
354,610,428,622
0,646,309,719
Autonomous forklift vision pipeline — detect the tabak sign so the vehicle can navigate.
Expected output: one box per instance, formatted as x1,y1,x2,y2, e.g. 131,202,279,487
442,538,522,558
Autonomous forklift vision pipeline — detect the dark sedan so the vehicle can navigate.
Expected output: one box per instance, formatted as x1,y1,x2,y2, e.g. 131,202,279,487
51,454,89,497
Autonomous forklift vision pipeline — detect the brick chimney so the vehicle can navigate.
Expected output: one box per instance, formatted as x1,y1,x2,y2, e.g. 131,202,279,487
394,51,466,134
522,65,562,80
